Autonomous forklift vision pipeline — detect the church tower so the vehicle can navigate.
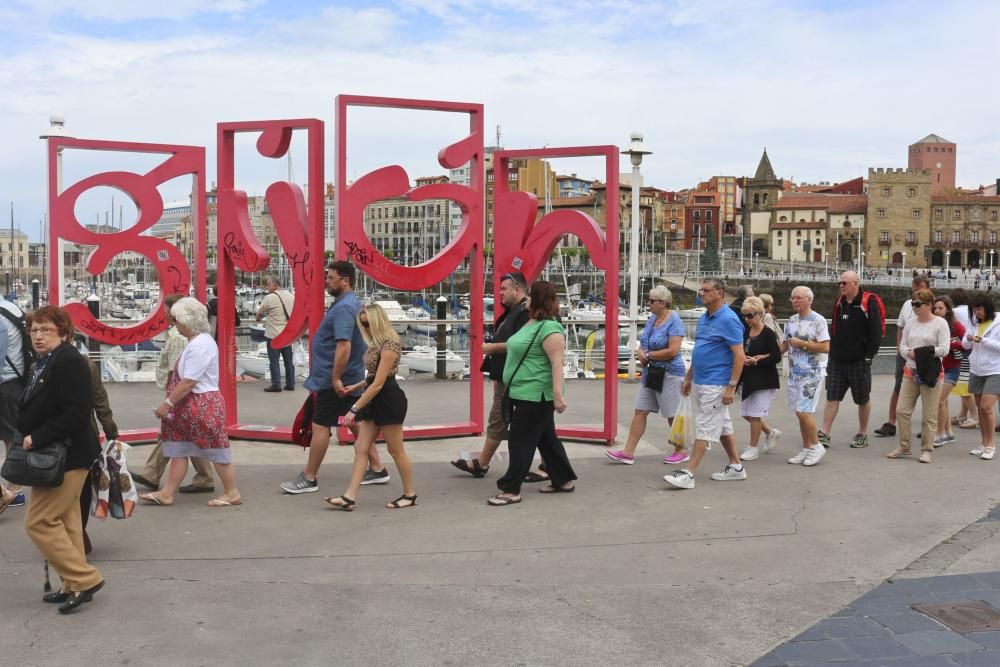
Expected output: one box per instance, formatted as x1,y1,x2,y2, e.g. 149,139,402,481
742,149,783,255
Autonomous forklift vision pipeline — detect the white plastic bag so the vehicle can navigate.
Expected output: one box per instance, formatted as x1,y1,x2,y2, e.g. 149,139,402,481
292,342,308,367
668,394,696,450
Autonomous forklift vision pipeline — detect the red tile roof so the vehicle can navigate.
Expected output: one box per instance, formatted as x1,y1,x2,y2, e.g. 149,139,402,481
775,193,866,213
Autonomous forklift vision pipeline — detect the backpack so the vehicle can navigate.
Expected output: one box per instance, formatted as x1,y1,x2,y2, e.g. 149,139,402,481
832,291,886,336
291,393,317,448
0,302,36,384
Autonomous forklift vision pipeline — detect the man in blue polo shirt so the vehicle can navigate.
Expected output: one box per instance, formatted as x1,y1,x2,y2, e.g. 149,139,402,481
280,261,388,494
665,277,747,490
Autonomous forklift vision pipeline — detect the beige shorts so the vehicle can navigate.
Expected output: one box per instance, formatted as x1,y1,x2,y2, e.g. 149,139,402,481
693,383,734,444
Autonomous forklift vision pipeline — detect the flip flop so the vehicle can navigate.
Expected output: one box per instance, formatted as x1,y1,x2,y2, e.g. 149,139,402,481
523,471,550,483
539,485,576,494
139,493,173,506
487,494,522,506
207,498,242,507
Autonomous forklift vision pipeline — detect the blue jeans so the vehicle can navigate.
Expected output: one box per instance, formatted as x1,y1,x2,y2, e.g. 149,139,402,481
266,338,294,389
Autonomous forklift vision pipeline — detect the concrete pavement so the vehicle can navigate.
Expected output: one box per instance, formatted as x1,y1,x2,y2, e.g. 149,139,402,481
2,376,1000,666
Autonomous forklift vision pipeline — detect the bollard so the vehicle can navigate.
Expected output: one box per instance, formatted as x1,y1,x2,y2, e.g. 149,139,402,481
86,293,101,374
435,295,448,379
31,279,39,311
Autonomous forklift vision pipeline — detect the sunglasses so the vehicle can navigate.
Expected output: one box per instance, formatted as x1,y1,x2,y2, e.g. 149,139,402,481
742,313,756,320
501,272,525,288
911,300,926,308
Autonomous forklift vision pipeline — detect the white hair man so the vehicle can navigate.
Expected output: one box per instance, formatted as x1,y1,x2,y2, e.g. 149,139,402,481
781,286,830,466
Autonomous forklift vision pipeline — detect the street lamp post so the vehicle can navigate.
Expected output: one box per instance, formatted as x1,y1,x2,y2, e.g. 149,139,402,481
39,115,73,306
990,249,996,272
754,251,759,275
860,251,866,278
622,132,652,380
902,251,906,274
824,250,829,281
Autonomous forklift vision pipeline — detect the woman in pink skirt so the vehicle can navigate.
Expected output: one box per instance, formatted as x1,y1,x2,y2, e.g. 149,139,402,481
140,297,241,508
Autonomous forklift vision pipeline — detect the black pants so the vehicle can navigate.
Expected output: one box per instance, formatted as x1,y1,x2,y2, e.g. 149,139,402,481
497,399,577,495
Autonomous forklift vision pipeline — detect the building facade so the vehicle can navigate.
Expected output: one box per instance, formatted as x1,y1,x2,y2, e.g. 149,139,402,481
742,149,784,256
866,168,932,269
927,196,1000,269
684,192,721,250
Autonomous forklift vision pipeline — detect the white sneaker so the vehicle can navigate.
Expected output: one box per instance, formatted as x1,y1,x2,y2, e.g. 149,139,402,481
803,445,826,467
982,448,996,460
761,428,782,453
710,464,747,481
971,446,985,456
739,446,759,461
664,470,695,489
788,449,810,464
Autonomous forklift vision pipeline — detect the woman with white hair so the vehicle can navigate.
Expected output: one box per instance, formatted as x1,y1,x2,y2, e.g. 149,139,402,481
606,285,688,465
738,296,782,460
141,297,242,508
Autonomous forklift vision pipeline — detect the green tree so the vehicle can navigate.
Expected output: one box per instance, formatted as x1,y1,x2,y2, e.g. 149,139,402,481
702,225,721,272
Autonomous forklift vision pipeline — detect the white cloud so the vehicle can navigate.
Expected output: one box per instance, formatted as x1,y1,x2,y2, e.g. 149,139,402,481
2,0,999,241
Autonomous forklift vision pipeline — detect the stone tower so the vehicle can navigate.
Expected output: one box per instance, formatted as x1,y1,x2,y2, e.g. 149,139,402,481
742,149,784,255
908,134,956,196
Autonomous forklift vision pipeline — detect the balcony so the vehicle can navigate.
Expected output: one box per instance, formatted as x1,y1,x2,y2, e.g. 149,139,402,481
878,238,891,246
904,239,919,246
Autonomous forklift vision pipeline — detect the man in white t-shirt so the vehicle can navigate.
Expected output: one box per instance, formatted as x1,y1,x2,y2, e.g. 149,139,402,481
874,275,930,437
781,286,831,466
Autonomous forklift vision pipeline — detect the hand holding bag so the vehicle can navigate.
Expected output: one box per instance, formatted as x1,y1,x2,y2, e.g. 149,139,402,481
501,323,544,426
1,435,69,488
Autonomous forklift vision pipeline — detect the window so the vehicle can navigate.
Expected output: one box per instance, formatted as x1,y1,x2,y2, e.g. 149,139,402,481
912,209,921,219
992,210,999,221
972,230,980,243
762,194,768,205
935,209,943,220
877,208,886,218
706,211,712,222
953,230,961,242
796,230,802,236
934,230,943,243
906,231,916,244
777,238,782,246
693,210,700,221
796,238,801,246
992,231,998,244
882,186,892,196
779,215,788,222
907,187,917,197
880,231,890,243
692,224,700,236
753,194,759,205
777,230,783,236
953,209,961,220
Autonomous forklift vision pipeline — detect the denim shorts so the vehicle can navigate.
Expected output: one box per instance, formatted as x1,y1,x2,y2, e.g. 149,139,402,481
943,366,960,385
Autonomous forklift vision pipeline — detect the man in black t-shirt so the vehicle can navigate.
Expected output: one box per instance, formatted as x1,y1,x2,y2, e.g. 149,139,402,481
450,271,547,481
207,283,241,340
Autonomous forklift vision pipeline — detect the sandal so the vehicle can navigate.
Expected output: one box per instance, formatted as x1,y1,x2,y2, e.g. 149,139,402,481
207,497,242,507
523,470,550,483
451,458,488,478
139,492,173,506
324,496,356,511
487,494,521,506
886,448,911,459
539,484,575,494
386,494,417,509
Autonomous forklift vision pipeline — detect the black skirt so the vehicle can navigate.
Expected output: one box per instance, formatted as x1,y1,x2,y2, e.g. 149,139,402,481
357,378,408,426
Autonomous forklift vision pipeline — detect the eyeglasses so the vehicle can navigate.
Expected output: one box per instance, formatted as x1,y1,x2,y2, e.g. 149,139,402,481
29,326,58,336
911,300,926,308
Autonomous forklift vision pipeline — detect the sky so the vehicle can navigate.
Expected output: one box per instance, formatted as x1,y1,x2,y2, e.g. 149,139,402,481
1,0,999,241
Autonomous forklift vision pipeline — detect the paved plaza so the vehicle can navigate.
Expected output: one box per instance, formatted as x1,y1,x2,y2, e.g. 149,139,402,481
2,376,1000,665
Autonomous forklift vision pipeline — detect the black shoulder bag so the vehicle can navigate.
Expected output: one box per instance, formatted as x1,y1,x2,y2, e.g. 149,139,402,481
2,434,69,488
501,323,543,426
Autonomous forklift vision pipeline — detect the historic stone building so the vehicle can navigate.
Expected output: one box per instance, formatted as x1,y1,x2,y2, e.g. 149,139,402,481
768,194,866,264
741,149,783,256
866,168,932,269
927,195,1000,269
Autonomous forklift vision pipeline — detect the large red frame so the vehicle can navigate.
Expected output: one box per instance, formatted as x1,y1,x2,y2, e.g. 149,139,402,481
46,137,206,441
493,147,620,444
335,95,485,440
216,119,326,441
44,98,621,445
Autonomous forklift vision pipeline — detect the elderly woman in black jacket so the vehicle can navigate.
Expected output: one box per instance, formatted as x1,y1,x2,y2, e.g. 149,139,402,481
738,297,783,462
21,306,104,614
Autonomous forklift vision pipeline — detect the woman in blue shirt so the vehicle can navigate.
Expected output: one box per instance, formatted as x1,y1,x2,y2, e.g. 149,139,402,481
607,286,688,465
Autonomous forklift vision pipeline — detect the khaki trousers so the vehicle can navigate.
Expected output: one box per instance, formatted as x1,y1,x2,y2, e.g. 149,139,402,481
139,440,214,488
897,376,942,453
25,468,103,594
